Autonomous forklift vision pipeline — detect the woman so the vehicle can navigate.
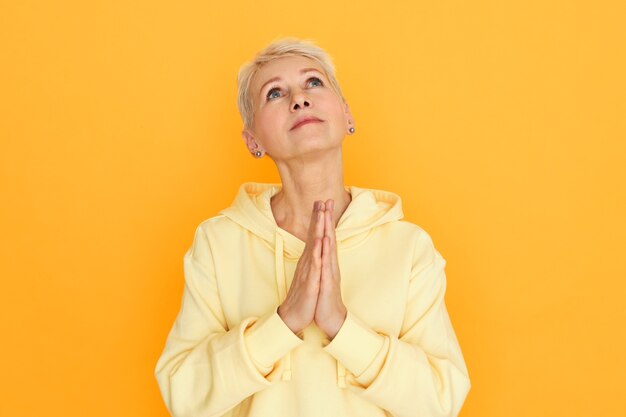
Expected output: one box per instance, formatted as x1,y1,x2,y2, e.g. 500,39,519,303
155,37,471,417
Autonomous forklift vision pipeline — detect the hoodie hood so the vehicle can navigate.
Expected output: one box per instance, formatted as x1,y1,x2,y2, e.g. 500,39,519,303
218,181,404,387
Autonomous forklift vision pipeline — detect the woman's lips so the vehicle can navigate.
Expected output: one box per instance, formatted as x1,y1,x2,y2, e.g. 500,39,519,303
291,119,323,130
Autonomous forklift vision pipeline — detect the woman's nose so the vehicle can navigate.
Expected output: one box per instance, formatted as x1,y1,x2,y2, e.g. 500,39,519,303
291,90,311,110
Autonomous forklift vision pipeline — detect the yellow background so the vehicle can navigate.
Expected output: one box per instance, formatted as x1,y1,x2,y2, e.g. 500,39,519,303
1,1,625,416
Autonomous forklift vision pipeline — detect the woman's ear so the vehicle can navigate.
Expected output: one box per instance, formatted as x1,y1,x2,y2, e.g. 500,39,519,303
242,129,262,156
344,102,355,128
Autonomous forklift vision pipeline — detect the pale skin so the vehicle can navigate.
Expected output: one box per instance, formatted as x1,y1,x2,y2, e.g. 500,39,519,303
241,55,356,340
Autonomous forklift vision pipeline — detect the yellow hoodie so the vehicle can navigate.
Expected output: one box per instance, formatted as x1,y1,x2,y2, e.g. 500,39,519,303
155,182,471,417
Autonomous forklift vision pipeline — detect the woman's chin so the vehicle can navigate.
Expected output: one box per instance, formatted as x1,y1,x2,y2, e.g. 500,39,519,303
288,139,343,158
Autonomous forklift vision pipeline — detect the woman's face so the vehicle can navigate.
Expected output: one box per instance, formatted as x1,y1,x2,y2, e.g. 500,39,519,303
242,55,353,161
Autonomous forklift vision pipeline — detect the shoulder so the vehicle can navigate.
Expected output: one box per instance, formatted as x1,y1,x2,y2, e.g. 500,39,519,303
393,220,437,247
185,214,237,255
394,220,446,271
194,214,235,236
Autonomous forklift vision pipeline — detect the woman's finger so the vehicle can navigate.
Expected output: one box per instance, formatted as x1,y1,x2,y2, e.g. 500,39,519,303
315,201,325,241
324,200,340,278
321,235,331,281
307,201,319,242
313,237,322,270
323,199,333,240
326,200,338,248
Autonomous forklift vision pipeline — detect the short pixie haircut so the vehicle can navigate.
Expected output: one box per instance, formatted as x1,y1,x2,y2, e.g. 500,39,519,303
237,37,346,131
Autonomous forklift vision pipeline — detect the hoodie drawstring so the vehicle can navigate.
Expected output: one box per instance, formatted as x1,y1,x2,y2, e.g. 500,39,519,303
275,229,345,388
275,231,292,381
337,362,347,388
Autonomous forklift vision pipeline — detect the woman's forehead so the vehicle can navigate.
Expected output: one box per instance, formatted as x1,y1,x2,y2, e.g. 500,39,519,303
252,56,323,91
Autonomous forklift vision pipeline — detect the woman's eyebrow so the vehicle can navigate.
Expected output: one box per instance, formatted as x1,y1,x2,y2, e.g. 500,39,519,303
259,68,324,97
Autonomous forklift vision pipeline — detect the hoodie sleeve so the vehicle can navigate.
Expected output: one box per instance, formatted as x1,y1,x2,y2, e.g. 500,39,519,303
154,223,303,417
323,230,471,417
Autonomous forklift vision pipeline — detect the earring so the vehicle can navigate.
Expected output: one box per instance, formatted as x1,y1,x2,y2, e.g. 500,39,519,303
255,151,262,157
348,127,355,134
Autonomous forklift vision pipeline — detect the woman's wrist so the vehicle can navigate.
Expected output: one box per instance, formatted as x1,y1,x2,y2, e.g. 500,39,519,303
324,308,348,340
277,304,300,334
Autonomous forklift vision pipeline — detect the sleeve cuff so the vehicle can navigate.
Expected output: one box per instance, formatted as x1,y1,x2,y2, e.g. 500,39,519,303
244,307,304,373
322,310,386,377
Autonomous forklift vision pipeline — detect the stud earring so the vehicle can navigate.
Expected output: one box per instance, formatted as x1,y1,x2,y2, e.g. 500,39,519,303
349,127,355,134
255,151,262,157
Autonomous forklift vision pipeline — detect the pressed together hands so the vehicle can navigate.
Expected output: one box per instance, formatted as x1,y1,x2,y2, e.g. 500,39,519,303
277,199,348,340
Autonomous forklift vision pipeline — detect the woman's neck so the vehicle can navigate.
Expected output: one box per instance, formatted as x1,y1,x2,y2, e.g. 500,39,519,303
270,150,352,239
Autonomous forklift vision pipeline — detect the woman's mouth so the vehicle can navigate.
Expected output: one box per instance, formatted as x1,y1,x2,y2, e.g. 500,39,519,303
291,119,323,130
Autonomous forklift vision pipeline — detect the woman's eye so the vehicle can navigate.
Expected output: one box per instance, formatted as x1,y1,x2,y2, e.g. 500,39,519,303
308,76,323,87
266,88,281,100
266,77,324,101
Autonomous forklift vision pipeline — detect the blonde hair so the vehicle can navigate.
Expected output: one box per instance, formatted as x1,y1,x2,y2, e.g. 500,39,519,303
236,37,345,131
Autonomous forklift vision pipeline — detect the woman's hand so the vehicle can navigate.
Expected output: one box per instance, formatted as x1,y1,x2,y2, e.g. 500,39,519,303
314,199,348,340
277,200,326,335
